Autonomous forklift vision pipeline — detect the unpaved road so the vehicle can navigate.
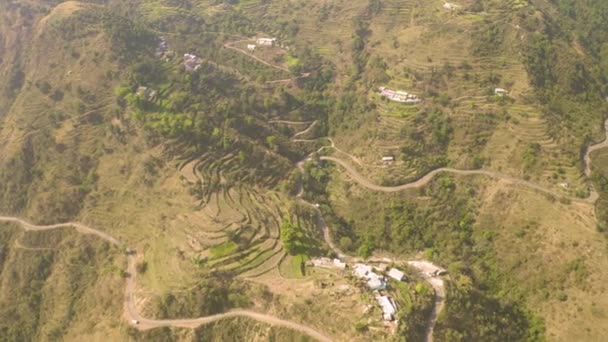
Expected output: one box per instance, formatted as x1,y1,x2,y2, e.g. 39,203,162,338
584,119,608,177
0,216,332,342
269,120,313,125
269,120,317,139
320,156,599,203
423,276,444,342
223,40,290,72
223,39,310,83
266,73,311,84
0,216,121,245
407,261,447,342
292,120,317,139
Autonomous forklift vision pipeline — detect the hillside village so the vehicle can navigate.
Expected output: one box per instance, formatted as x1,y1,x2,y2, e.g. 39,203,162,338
309,256,446,327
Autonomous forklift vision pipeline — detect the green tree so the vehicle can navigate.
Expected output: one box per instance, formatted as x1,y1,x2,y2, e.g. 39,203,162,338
357,237,375,258
280,219,298,254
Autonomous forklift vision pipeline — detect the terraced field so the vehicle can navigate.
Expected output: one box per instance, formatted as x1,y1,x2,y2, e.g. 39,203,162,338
175,152,289,278
475,103,587,194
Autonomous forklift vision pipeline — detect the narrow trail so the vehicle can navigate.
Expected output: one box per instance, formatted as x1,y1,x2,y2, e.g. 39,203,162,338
292,120,317,139
223,40,290,72
266,73,311,84
0,216,332,342
222,39,310,83
3,103,111,148
14,239,57,251
268,120,312,125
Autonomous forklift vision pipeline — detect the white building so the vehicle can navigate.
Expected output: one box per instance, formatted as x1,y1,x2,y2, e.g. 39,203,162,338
184,53,202,72
377,296,397,321
382,156,395,163
256,37,277,46
494,88,508,96
353,263,373,278
333,258,346,270
367,276,385,291
247,44,256,51
443,2,458,10
379,87,422,104
388,268,406,281
354,264,386,290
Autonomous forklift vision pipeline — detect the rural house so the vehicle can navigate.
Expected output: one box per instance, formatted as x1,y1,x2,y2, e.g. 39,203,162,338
443,2,458,10
353,264,386,290
379,87,422,104
184,54,202,72
256,37,277,46
494,88,508,96
376,296,397,321
388,268,406,281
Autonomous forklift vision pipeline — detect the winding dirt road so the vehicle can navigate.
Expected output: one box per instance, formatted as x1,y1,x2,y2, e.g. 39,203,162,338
223,39,310,83
584,119,608,177
292,120,318,139
0,216,332,342
0,216,121,245
320,156,599,203
223,40,290,72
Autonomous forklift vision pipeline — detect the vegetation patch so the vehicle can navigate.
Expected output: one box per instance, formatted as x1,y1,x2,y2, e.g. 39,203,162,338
210,241,239,258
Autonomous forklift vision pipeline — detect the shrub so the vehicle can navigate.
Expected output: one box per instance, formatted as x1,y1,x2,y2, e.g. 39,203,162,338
355,323,368,332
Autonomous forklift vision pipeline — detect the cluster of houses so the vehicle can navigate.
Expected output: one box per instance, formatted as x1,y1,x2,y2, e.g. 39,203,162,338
379,87,422,104
184,53,203,72
309,258,449,324
155,37,172,60
353,263,407,321
247,37,278,51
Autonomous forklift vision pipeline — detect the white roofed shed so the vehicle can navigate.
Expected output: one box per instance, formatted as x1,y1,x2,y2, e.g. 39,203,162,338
388,268,406,281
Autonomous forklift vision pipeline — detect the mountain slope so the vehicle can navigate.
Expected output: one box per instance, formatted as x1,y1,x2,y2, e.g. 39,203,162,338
1,0,608,341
